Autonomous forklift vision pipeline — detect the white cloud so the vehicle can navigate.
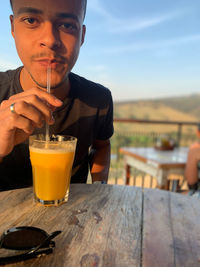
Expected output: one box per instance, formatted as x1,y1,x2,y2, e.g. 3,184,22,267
0,59,19,71
87,0,187,34
87,0,114,21
104,34,200,54
110,11,184,33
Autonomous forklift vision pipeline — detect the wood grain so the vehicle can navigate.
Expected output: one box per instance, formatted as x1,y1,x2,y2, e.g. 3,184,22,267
0,185,143,267
1,184,199,266
143,188,200,267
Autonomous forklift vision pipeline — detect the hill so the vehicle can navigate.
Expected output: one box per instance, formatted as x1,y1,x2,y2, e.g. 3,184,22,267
113,94,199,134
155,94,200,119
114,94,200,122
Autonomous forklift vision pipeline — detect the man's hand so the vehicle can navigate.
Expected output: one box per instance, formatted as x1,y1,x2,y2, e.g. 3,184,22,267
0,87,63,157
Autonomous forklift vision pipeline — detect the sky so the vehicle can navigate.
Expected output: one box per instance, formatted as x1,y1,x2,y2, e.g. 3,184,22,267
1,0,200,102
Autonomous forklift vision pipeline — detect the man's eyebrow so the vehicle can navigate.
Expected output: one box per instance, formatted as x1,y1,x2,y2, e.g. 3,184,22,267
16,9,80,22
17,7,43,15
56,13,79,22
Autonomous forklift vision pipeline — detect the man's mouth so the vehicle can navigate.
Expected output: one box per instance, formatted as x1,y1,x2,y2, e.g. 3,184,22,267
34,58,65,69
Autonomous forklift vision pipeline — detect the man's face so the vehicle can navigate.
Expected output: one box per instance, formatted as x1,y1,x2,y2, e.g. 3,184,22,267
10,0,86,89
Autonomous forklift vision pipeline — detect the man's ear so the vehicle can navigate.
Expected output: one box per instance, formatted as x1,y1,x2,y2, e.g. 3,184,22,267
10,15,15,37
81,25,86,46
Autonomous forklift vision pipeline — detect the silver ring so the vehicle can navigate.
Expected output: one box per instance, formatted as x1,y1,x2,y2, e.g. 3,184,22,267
10,103,16,114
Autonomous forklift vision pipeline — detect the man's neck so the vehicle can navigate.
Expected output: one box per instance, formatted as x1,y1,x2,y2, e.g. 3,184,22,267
19,67,70,101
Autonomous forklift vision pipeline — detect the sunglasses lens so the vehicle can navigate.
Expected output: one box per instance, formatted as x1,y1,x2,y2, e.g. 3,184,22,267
1,227,48,250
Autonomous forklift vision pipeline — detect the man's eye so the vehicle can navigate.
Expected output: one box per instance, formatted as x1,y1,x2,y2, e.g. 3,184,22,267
23,18,38,25
60,23,78,32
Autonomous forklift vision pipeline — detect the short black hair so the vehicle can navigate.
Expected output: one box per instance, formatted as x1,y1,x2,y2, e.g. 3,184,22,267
10,0,12,9
10,0,87,19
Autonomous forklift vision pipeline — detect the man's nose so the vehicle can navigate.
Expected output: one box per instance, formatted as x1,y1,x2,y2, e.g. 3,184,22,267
39,22,61,49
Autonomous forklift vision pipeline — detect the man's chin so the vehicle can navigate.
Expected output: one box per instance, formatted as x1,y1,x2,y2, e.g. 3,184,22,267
26,65,69,89
31,73,68,90
35,81,63,90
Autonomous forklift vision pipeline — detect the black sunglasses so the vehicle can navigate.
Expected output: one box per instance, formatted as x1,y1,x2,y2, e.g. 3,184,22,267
0,226,61,265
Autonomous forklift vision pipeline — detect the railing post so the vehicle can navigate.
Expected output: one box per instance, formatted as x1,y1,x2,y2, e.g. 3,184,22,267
177,124,182,147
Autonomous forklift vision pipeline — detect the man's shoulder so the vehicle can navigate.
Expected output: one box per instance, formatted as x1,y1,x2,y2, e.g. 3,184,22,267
0,70,12,86
0,67,22,100
0,68,21,88
70,72,112,105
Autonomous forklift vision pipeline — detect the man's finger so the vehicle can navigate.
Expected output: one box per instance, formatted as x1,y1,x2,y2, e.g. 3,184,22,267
11,101,45,127
9,87,63,107
5,112,34,134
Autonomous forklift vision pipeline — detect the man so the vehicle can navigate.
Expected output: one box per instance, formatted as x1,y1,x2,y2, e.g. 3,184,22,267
0,0,113,190
185,125,200,197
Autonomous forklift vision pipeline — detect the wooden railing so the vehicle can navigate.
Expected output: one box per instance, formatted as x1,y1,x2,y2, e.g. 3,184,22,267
114,118,199,147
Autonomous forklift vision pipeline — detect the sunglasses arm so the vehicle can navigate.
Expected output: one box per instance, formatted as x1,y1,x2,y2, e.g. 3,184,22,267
0,230,61,265
0,247,53,265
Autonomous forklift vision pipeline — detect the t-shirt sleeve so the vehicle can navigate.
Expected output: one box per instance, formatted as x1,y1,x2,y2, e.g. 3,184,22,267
96,91,114,140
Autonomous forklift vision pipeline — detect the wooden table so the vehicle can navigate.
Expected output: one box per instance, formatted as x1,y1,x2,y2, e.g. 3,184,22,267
0,184,200,266
120,147,188,190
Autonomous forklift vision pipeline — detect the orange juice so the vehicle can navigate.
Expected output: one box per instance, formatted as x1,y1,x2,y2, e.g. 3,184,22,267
29,134,77,206
30,147,75,202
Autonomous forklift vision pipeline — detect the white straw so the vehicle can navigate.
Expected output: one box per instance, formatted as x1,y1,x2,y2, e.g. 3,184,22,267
45,66,51,142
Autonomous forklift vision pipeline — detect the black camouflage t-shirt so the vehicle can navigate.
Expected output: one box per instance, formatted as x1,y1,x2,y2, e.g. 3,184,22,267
0,67,113,191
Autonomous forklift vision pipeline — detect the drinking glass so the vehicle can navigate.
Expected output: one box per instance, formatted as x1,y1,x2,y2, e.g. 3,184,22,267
29,134,77,206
